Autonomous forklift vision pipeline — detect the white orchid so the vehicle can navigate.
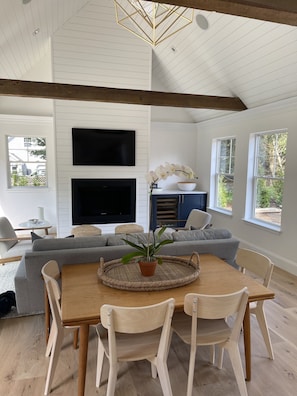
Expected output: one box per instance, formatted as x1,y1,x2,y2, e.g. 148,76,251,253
147,162,197,192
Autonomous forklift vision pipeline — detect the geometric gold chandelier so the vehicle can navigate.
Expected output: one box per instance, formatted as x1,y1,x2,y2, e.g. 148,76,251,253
113,1,194,46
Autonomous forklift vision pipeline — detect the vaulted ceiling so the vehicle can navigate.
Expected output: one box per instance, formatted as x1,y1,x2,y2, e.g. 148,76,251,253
1,0,297,123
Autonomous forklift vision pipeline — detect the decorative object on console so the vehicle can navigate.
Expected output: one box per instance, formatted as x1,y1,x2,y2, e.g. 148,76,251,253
121,226,173,276
146,162,197,192
113,1,194,47
177,182,197,191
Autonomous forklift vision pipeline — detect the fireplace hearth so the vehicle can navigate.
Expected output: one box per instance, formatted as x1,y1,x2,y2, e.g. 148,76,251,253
72,178,136,225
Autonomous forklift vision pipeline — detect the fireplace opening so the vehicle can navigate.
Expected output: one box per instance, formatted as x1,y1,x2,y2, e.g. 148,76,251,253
72,178,136,225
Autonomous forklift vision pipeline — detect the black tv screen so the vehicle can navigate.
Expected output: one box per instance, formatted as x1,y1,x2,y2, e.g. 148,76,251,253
72,128,135,166
72,178,136,224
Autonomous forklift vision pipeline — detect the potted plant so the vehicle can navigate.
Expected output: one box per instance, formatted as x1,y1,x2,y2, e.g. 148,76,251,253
121,226,173,276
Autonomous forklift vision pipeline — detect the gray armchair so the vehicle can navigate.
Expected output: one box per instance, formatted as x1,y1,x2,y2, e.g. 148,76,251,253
0,217,32,265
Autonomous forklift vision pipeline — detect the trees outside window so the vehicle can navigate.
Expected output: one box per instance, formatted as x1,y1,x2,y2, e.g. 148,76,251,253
7,136,47,188
250,130,287,227
215,137,236,212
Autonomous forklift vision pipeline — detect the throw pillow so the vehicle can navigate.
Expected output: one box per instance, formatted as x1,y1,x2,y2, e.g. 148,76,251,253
31,231,43,242
31,231,74,242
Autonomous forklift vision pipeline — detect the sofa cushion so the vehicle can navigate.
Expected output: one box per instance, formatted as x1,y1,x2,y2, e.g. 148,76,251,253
107,231,174,246
32,235,107,251
172,228,232,242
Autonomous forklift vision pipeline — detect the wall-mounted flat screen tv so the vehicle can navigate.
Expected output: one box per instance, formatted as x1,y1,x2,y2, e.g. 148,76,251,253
72,128,135,166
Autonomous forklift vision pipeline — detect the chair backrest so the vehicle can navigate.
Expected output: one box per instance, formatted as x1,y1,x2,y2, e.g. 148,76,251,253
236,248,274,287
184,209,212,230
41,260,62,327
0,217,18,256
71,224,102,237
115,223,144,234
184,288,248,341
100,298,175,359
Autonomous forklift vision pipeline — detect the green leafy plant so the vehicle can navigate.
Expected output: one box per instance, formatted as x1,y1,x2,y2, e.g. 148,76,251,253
121,226,173,264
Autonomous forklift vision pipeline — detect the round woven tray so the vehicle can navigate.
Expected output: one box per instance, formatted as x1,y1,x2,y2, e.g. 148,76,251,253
98,252,200,291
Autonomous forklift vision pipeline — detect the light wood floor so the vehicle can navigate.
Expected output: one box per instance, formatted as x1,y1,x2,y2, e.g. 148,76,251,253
0,266,296,396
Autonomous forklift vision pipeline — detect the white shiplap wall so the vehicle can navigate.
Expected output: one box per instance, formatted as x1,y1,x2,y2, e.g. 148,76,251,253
52,0,152,236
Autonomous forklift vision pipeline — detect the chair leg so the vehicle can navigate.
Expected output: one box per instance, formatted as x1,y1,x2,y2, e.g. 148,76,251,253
45,322,57,357
156,362,173,396
151,362,157,379
106,362,118,396
186,345,197,396
73,328,79,349
210,345,216,365
217,346,224,369
96,340,105,388
227,344,248,396
44,330,64,395
253,305,274,360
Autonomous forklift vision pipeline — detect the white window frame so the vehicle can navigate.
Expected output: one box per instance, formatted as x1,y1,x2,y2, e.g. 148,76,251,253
210,136,236,214
244,129,288,232
7,135,48,189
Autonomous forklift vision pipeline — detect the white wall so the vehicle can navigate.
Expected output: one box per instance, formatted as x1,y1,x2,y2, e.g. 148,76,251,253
150,122,198,189
196,97,297,275
52,0,152,236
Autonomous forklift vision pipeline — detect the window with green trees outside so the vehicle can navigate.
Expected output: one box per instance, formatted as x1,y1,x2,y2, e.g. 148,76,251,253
7,136,47,188
215,137,236,212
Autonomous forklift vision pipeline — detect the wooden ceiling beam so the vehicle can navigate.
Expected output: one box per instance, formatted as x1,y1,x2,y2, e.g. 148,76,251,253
148,0,297,26
0,79,247,111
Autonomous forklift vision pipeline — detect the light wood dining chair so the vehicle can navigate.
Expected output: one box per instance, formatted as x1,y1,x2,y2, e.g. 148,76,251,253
172,288,249,396
41,260,79,395
236,248,274,359
96,298,175,396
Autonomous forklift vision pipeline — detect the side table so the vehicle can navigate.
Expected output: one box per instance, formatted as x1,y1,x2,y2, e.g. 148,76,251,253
16,220,52,235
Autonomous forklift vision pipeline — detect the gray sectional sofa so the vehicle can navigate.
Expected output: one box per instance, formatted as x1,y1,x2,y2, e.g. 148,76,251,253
14,228,239,314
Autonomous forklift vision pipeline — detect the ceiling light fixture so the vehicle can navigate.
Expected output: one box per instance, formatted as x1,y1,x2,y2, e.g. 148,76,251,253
113,1,194,46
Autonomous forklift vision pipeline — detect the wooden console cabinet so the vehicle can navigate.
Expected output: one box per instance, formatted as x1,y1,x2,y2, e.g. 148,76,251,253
150,191,207,230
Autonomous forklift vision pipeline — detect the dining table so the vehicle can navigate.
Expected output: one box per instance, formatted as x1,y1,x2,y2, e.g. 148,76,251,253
61,253,275,396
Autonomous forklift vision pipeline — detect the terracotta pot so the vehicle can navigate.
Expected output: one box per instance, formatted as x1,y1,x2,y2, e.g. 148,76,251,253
138,259,157,277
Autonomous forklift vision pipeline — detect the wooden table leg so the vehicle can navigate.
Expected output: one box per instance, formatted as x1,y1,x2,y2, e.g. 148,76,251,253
243,303,251,381
78,323,90,396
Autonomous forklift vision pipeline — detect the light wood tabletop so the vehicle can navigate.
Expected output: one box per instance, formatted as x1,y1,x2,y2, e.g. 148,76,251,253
61,254,275,396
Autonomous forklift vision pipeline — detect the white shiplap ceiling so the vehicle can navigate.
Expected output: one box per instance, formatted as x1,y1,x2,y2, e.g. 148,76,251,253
1,0,297,123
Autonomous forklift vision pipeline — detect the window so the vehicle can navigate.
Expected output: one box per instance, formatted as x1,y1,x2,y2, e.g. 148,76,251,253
213,137,236,212
7,136,47,188
247,129,287,228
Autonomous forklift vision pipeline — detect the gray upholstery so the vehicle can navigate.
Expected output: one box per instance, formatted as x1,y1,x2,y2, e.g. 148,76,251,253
14,229,239,315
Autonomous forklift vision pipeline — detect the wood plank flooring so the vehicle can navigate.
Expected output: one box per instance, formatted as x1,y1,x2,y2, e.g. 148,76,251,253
0,266,296,396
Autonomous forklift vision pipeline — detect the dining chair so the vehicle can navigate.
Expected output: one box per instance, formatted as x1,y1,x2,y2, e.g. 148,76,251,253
236,248,274,359
96,298,175,396
172,288,249,396
41,260,79,395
